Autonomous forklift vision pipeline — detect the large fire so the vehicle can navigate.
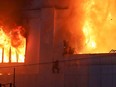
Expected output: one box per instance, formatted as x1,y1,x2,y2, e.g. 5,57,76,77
80,0,116,53
61,0,116,54
0,25,26,63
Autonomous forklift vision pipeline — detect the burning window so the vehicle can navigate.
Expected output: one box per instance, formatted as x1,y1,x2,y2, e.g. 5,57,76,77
0,25,26,63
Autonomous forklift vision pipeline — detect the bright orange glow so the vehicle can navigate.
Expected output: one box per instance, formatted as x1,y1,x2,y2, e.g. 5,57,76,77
0,48,2,63
80,0,116,53
11,47,17,62
4,48,10,63
0,73,3,75
0,25,26,63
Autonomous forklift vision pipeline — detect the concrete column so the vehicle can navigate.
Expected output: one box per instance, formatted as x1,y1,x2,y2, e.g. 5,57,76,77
40,8,55,63
25,10,40,64
39,7,65,87
38,8,55,87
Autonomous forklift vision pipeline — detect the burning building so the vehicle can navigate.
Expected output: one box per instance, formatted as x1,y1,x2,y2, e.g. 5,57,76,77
0,0,116,87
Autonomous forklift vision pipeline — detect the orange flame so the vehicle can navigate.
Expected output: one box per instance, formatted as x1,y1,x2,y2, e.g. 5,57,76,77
81,0,116,53
0,26,26,63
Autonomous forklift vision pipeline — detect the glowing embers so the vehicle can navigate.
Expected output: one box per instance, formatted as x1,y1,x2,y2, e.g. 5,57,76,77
0,26,26,63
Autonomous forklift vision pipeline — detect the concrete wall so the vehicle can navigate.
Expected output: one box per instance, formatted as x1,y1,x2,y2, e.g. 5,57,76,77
63,54,116,87
9,54,116,87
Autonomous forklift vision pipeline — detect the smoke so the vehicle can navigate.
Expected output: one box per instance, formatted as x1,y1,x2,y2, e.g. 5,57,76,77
0,0,28,26
55,0,85,53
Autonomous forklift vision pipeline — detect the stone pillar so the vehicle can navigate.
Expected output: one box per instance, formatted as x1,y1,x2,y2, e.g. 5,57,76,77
40,8,55,63
25,10,40,64
39,8,55,87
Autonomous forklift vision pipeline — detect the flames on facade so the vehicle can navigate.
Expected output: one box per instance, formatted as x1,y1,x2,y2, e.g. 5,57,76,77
60,0,116,54
79,0,116,53
0,25,26,63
